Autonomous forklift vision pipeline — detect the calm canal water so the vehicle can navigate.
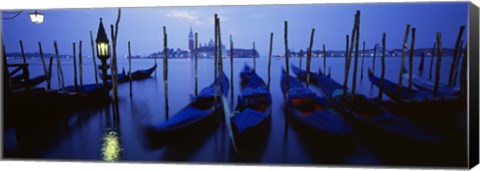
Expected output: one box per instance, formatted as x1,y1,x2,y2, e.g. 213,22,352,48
3,55,465,166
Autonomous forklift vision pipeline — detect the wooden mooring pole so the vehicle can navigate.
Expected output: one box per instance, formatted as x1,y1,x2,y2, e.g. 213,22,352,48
73,42,78,91
323,44,327,74
453,40,464,87
429,42,436,81
217,17,224,95
344,11,358,104
343,34,350,103
408,27,416,90
448,25,465,87
48,56,53,90
360,41,365,79
38,41,50,89
372,44,377,74
398,24,411,97
54,41,65,92
213,14,218,107
418,52,425,72
284,20,290,132
267,32,273,89
229,34,234,105
379,33,386,103
79,41,83,87
90,31,99,88
19,40,30,90
128,41,132,97
306,28,315,88
434,32,443,97
351,10,361,103
163,26,169,120
195,32,199,96
253,42,256,72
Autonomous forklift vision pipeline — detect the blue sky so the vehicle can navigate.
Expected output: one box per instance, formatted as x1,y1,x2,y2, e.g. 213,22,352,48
1,2,468,56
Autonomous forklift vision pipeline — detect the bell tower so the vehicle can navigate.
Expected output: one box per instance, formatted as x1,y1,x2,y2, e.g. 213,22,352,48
188,26,194,52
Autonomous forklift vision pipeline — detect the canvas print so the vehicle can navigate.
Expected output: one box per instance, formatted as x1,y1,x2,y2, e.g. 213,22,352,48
1,2,472,168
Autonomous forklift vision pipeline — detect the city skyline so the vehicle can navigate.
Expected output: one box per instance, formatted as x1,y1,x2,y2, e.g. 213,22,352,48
1,2,468,57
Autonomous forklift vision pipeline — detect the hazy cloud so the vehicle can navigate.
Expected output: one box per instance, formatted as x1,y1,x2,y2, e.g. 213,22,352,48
166,10,198,21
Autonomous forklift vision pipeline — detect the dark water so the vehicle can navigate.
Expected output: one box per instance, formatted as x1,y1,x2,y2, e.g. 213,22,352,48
3,56,466,167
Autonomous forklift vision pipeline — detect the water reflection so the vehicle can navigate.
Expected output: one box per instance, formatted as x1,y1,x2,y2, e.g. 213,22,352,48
101,130,122,162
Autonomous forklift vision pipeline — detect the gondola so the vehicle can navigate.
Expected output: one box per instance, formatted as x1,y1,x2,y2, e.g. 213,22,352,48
367,69,433,102
280,69,352,137
401,72,460,97
291,65,443,143
148,73,229,145
10,74,47,90
230,64,272,156
102,64,157,83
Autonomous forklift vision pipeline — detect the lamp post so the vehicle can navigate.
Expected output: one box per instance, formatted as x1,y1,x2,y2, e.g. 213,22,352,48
96,18,110,88
29,10,44,24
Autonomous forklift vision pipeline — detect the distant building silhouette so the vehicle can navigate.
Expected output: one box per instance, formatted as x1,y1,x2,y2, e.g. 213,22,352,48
188,26,194,52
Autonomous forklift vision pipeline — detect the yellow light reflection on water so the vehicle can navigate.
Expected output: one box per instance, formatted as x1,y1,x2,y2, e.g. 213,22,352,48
101,130,121,162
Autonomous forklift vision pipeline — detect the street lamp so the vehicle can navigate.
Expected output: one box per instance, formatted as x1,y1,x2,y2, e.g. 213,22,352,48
29,10,44,24
95,18,110,88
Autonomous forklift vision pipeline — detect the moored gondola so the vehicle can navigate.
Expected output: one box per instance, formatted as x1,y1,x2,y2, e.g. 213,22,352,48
230,65,272,161
102,64,157,83
148,73,229,145
367,69,433,102
291,65,444,143
401,72,459,97
280,68,352,137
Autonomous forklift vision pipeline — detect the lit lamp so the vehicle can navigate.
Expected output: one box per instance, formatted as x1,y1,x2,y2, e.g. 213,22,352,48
29,10,44,24
95,18,110,88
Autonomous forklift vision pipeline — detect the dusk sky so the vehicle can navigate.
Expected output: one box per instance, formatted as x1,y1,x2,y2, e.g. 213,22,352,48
1,2,468,57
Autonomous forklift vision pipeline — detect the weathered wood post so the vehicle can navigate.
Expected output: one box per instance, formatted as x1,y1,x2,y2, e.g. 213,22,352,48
434,32,443,97
253,42,256,72
54,41,65,92
163,26,169,120
48,56,53,90
128,41,132,97
429,42,436,80
38,41,50,89
217,17,224,95
448,25,465,87
299,49,303,75
19,40,30,90
398,24,411,97
459,45,467,97
408,27,416,90
79,41,83,87
306,28,315,88
229,34,234,105
73,42,78,91
344,12,358,104
213,14,218,107
267,32,273,89
343,34,351,103
453,40,464,87
323,44,327,74
351,10,361,102
408,27,417,90
360,41,365,79
195,32,199,96
2,41,10,90
379,33,386,103
372,44,377,74
284,21,290,129
19,40,27,65
418,52,425,71
89,31,99,88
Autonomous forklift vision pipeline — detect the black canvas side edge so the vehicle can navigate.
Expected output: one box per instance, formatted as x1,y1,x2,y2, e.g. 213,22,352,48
468,1,479,169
